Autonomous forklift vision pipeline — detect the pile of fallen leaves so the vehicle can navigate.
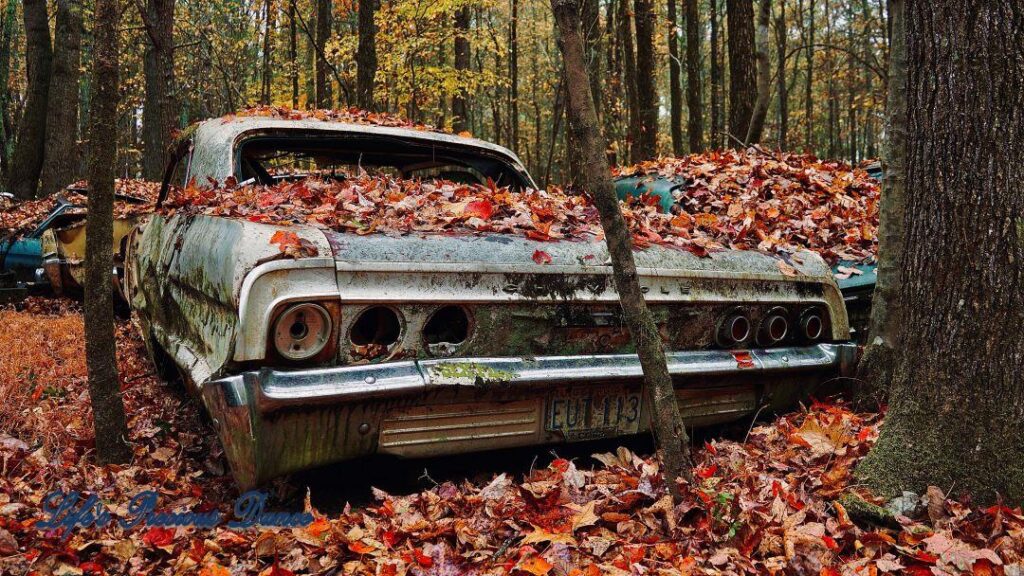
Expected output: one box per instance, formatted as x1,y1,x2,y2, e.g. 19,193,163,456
231,105,447,134
2,304,1022,575
0,180,160,238
162,172,846,262
616,150,879,264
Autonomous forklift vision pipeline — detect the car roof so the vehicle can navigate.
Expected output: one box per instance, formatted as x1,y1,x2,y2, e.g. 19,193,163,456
187,116,534,187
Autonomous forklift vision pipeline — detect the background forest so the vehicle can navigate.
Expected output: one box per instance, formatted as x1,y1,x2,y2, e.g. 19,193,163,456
0,0,887,197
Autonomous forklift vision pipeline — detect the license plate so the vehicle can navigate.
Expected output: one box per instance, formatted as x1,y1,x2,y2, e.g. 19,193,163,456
547,388,643,438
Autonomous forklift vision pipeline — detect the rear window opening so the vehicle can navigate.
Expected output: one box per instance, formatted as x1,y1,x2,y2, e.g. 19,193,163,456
236,133,531,190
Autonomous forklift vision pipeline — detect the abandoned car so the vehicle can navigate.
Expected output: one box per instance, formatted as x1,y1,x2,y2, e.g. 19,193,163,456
126,114,858,488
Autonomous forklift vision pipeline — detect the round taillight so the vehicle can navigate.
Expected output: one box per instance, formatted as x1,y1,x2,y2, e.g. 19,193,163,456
717,311,751,348
273,303,333,360
758,313,789,346
801,311,825,341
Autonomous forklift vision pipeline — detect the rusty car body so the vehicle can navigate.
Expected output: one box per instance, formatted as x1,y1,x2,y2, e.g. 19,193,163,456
126,116,857,488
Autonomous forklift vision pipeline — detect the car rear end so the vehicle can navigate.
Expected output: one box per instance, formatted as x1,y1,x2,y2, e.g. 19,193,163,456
204,231,857,488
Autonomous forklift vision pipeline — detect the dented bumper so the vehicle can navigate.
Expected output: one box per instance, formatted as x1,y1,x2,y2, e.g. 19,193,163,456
204,343,858,488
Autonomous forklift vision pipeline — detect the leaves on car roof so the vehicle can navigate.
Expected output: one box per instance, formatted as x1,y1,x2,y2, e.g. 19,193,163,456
0,180,160,238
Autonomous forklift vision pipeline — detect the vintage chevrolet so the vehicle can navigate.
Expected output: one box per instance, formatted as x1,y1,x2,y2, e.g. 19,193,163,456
125,114,858,488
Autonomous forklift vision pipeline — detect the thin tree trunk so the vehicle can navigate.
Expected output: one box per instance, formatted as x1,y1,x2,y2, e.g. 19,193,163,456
858,0,904,391
582,0,602,125
684,0,703,152
668,0,684,155
261,0,275,105
141,0,175,181
452,7,471,133
618,0,641,162
710,0,723,148
804,0,814,151
314,0,332,107
726,0,756,145
86,0,132,465
6,0,51,199
508,0,519,150
40,0,82,195
290,0,299,108
774,0,787,150
824,0,835,157
857,0,1024,503
633,0,659,159
745,0,770,144
551,0,693,500
0,1,14,182
356,0,377,110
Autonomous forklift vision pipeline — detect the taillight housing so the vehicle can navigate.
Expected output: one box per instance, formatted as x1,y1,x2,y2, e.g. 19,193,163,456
757,308,790,346
716,309,752,348
272,302,336,361
799,307,827,341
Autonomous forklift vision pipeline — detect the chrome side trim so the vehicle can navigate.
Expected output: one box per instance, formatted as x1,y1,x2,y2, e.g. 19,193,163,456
209,344,858,412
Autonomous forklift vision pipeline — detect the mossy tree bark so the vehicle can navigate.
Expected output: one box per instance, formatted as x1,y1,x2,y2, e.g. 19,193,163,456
857,1,1024,503
857,0,904,397
85,0,132,465
550,0,693,501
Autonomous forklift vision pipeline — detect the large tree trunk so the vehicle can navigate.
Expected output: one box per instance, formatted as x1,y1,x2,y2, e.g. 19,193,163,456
40,0,83,196
857,1,1024,503
633,0,659,160
6,0,51,199
451,7,471,133
744,0,770,144
618,0,641,162
314,0,332,108
726,0,756,145
709,0,723,148
356,0,377,110
667,0,684,155
85,0,132,465
141,0,175,182
774,0,787,150
550,0,693,501
857,0,904,392
684,0,703,152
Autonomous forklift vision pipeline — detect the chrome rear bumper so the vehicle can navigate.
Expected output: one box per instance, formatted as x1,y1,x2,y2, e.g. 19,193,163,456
204,343,857,488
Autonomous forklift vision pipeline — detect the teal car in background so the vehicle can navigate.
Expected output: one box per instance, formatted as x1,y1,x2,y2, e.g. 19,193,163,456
612,166,881,343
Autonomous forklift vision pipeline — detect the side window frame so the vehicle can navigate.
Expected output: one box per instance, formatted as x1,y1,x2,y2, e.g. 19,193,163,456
157,138,195,208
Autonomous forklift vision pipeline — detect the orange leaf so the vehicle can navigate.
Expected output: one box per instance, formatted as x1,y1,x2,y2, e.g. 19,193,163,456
348,541,374,554
532,250,553,265
518,554,553,576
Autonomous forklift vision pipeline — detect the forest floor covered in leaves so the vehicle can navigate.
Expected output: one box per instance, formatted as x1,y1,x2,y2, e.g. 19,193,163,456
1,299,1022,575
